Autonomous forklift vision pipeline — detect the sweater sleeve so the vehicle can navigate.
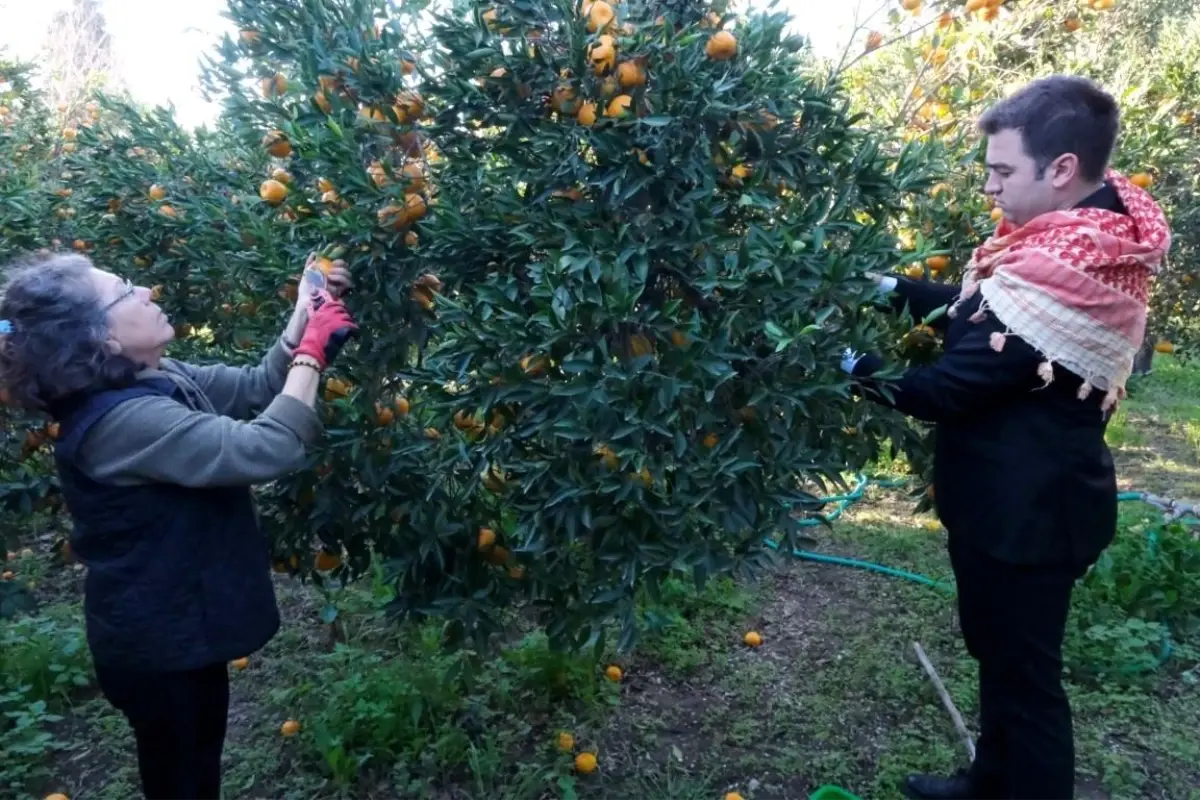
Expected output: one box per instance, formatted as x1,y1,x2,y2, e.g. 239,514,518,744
851,311,1044,423
165,339,294,420
883,278,961,332
76,392,322,488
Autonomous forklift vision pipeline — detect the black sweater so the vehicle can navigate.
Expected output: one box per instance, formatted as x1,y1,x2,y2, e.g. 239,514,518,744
853,185,1125,568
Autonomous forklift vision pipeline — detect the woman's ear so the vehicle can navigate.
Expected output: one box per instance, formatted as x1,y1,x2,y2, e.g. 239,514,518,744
104,334,124,357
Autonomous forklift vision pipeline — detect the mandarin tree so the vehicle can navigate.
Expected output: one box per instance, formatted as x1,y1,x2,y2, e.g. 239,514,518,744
370,0,931,650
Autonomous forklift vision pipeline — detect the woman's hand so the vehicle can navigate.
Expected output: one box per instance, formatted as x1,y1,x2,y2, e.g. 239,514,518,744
293,294,359,370
298,253,354,306
284,254,355,348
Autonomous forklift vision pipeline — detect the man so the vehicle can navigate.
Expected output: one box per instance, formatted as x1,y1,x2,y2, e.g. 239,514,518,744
844,76,1172,799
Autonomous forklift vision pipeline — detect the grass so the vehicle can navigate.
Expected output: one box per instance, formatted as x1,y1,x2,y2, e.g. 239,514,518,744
1,358,1198,800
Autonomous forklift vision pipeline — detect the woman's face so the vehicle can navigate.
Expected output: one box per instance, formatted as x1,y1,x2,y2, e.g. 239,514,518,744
90,268,174,365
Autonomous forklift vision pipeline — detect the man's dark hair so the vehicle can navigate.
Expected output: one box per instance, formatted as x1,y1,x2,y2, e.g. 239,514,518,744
979,75,1120,183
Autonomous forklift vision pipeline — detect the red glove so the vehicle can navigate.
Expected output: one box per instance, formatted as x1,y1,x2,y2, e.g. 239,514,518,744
293,292,358,370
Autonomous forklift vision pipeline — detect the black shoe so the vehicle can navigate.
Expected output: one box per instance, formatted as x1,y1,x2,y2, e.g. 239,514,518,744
901,772,984,800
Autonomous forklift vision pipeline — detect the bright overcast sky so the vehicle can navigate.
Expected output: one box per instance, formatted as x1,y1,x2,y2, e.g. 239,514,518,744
0,0,881,130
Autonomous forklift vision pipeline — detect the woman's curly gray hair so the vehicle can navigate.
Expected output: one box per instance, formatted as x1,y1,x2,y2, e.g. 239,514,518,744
0,253,139,412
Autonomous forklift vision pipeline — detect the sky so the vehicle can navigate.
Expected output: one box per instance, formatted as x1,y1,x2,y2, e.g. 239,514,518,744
0,0,878,131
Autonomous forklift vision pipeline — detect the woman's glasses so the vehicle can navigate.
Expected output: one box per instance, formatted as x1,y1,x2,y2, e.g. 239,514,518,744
101,279,136,313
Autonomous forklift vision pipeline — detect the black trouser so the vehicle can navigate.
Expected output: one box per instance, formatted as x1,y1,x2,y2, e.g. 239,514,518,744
94,661,229,800
949,537,1087,800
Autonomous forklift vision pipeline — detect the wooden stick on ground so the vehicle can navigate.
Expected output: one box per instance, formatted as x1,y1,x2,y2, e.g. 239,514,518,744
913,641,977,762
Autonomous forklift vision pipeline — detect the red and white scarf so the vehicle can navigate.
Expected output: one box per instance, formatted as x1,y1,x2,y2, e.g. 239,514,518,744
949,170,1172,411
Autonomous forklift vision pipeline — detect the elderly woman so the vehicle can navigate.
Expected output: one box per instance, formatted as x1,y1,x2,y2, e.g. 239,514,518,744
0,252,356,800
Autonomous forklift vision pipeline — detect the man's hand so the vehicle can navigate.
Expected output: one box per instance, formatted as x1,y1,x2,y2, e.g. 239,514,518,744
840,347,864,375
865,272,899,293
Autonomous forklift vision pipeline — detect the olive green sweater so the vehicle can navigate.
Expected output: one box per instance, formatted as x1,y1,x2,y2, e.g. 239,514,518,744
76,339,322,487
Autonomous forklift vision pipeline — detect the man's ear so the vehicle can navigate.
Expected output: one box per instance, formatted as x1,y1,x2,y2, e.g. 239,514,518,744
1049,153,1080,189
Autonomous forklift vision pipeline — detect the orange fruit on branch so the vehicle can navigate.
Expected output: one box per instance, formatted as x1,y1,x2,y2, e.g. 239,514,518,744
1130,172,1154,189
574,752,598,774
605,94,633,118
313,550,342,572
616,61,646,89
586,1,615,32
521,354,549,376
367,160,390,187
393,91,425,123
324,377,351,399
375,403,395,426
148,184,167,201
261,73,288,97
401,162,427,191
259,179,289,205
477,528,497,550
280,719,301,737
744,631,763,647
705,31,738,61
587,36,617,75
262,130,293,158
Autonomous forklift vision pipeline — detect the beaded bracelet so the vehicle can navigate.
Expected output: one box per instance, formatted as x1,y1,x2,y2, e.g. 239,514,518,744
289,356,321,372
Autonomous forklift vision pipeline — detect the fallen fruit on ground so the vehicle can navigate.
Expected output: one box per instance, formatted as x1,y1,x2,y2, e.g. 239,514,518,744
744,631,763,647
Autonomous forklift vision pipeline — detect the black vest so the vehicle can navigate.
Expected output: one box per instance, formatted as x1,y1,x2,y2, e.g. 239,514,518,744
52,379,280,672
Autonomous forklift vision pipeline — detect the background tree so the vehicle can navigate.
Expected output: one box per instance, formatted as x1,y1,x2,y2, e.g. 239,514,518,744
42,0,124,126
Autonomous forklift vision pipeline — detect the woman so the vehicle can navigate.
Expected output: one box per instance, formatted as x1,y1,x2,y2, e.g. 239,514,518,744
0,251,356,800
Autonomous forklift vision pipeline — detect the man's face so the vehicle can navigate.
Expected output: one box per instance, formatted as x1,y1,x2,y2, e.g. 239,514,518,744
983,128,1059,228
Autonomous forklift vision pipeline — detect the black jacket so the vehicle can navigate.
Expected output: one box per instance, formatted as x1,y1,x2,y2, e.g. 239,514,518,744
52,379,280,671
855,186,1125,569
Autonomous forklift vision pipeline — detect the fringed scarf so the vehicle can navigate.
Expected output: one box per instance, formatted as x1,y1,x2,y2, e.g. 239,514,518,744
949,170,1172,411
